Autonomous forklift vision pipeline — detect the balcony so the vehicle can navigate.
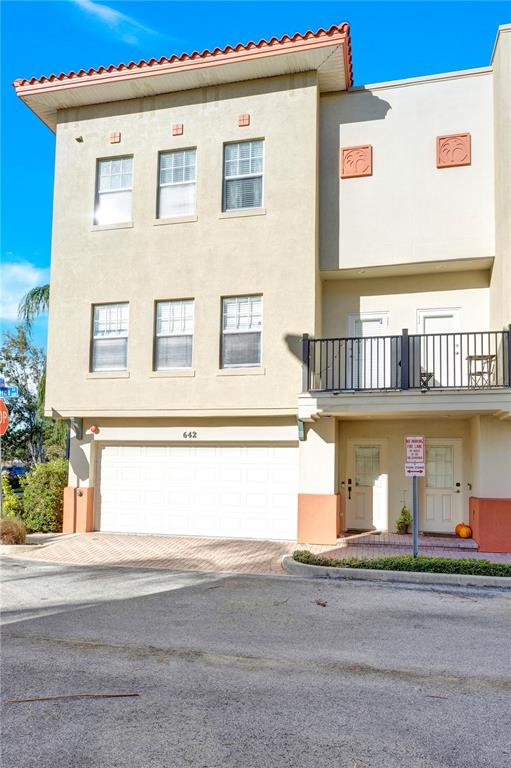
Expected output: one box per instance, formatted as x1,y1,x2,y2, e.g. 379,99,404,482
302,328,511,394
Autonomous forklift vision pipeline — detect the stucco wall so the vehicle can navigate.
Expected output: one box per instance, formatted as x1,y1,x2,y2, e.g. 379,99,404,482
320,70,495,271
321,271,490,337
490,26,511,329
46,73,319,418
470,415,511,498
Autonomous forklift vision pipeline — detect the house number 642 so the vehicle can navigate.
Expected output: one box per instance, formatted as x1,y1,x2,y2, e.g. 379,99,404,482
183,431,198,439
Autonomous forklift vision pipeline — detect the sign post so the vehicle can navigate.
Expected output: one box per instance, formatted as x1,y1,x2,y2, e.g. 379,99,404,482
405,436,426,558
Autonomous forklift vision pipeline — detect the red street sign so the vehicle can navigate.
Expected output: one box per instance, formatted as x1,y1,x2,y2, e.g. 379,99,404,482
0,400,9,436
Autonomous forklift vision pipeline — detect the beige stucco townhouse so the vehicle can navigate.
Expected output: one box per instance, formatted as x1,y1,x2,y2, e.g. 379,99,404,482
14,22,511,549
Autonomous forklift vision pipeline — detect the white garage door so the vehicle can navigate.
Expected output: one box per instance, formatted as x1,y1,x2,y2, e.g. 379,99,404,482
98,444,299,540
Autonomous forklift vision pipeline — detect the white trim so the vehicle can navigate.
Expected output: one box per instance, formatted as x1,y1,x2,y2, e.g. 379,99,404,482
416,307,461,334
347,66,492,93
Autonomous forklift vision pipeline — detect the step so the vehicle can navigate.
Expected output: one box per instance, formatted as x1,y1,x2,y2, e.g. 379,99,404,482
339,532,478,551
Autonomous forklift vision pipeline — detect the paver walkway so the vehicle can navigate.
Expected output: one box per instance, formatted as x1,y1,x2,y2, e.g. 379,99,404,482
1,533,332,575
2,531,510,573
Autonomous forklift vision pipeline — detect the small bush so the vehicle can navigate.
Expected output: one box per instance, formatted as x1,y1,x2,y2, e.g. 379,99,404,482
1,472,22,518
21,459,68,533
293,550,511,578
0,517,27,545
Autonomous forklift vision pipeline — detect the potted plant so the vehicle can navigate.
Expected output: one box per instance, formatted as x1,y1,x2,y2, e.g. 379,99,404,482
395,506,412,534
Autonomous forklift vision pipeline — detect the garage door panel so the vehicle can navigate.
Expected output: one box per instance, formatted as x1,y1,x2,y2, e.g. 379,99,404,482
98,444,298,540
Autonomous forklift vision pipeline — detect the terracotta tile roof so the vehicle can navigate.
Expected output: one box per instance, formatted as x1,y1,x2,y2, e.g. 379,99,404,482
13,22,352,88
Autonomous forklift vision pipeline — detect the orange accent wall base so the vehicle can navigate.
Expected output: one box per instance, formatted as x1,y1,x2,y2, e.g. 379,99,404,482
469,497,511,553
62,487,95,533
298,493,341,545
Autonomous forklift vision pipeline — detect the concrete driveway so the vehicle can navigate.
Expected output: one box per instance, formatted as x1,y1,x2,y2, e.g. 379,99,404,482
1,558,510,768
3,532,332,575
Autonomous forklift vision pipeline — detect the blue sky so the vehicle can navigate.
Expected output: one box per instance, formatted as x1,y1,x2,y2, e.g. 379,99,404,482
1,1,509,349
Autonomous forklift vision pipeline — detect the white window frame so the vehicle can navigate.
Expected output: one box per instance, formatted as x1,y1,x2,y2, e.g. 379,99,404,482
154,299,194,370
91,303,129,372
94,156,133,226
157,148,197,219
223,140,264,212
221,295,263,369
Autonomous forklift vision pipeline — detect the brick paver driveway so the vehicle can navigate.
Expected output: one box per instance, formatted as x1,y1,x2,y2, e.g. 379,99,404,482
3,533,332,575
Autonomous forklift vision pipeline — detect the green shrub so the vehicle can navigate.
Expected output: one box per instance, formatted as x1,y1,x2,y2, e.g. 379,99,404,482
292,550,511,578
0,517,27,545
1,472,22,518
21,459,68,532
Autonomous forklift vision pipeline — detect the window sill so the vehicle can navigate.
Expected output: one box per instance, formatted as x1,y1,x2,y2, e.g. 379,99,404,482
219,208,266,220
87,371,130,379
91,222,134,232
153,215,198,226
150,369,196,378
217,367,266,376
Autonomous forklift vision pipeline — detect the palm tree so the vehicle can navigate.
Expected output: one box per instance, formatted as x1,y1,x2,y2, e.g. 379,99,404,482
18,284,50,330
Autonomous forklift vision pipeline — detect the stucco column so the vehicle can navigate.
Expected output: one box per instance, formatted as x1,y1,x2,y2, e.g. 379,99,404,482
63,422,94,533
469,415,511,552
297,417,340,544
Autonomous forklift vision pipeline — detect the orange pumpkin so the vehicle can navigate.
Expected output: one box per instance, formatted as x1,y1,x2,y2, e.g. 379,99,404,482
458,524,472,539
455,523,466,536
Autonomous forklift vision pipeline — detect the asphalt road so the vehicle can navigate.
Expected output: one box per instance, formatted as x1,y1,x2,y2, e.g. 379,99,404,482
1,558,510,768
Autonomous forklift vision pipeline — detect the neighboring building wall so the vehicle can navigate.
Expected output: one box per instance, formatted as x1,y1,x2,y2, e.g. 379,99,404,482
470,415,511,499
45,72,320,418
490,26,511,329
320,70,494,271
321,271,490,336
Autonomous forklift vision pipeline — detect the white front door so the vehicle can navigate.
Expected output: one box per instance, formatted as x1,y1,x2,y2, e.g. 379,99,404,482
416,309,461,387
422,440,463,533
346,442,388,531
348,313,389,389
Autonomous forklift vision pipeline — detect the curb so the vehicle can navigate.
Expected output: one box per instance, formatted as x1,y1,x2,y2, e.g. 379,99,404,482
0,544,45,555
282,556,511,589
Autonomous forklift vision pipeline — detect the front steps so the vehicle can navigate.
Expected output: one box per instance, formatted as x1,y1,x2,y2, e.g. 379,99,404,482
338,531,478,551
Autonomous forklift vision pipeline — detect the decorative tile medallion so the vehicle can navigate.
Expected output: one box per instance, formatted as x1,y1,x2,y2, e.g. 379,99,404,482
110,132,121,144
172,123,184,136
238,113,250,127
340,145,372,178
437,133,471,168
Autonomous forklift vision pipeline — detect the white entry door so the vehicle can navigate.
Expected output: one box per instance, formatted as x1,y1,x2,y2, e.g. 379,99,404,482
416,309,461,387
348,313,389,389
423,440,463,533
97,444,299,541
346,442,388,531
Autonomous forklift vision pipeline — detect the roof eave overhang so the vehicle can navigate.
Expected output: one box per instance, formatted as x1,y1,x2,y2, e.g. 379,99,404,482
14,24,353,132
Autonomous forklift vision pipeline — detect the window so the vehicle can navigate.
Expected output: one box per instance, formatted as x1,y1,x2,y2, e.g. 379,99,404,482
223,140,263,211
155,300,194,369
426,446,454,490
92,303,129,371
221,295,262,368
158,149,197,218
95,157,133,225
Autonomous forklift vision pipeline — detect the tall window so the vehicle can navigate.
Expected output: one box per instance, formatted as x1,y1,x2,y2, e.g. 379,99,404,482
158,149,197,218
155,300,194,370
221,295,262,368
95,157,133,225
223,140,263,211
92,303,129,371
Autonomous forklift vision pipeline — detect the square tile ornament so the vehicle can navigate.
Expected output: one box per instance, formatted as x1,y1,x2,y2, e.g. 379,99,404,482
340,145,372,178
437,133,471,168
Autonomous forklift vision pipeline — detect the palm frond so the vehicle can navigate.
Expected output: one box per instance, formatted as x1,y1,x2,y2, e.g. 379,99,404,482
18,284,50,329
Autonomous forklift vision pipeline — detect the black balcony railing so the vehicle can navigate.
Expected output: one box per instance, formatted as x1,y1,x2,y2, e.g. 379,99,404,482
302,327,511,393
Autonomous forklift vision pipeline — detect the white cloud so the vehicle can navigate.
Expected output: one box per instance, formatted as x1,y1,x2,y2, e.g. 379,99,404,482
0,260,49,321
71,0,163,45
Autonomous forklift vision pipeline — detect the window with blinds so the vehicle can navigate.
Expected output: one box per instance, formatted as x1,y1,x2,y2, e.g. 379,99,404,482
155,300,194,370
95,157,133,225
92,303,129,371
221,295,262,368
158,149,197,218
223,140,263,211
